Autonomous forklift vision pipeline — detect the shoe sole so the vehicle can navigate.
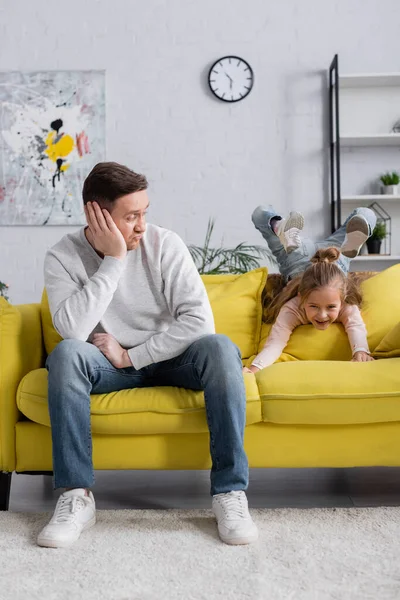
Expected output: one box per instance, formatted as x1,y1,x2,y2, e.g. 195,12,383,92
37,515,96,549
279,213,304,253
283,212,304,233
219,529,259,546
341,215,369,258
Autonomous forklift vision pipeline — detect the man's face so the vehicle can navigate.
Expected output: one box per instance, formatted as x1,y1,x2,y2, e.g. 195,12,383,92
109,190,149,251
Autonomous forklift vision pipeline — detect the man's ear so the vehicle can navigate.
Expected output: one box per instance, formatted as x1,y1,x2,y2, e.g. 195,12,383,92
98,201,115,219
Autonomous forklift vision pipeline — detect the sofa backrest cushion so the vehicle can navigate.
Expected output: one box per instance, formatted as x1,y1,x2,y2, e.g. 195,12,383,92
373,322,400,358
253,264,400,363
41,290,62,356
360,263,400,351
201,268,267,359
41,267,268,359
255,321,354,364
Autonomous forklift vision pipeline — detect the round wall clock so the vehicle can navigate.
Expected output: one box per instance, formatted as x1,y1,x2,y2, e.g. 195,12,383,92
208,56,254,103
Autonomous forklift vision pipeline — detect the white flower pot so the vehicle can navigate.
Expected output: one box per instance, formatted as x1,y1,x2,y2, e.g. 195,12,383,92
382,184,398,195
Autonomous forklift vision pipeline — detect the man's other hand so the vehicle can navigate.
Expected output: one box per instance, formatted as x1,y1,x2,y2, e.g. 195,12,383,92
92,333,133,368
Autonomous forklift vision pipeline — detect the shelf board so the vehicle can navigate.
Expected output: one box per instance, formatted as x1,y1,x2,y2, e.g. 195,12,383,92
340,134,400,147
339,73,400,88
342,194,400,202
352,255,400,261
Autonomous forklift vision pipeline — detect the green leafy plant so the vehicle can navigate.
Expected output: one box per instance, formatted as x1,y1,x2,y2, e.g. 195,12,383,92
188,218,277,274
0,281,9,301
369,222,387,241
380,171,400,186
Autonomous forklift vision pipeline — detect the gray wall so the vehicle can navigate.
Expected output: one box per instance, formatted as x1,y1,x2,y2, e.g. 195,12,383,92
1,0,400,303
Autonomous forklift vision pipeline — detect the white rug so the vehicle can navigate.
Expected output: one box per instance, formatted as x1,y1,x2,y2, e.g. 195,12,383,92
1,507,400,600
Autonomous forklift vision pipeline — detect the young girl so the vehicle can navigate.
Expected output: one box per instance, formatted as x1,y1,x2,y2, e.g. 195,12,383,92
245,206,377,373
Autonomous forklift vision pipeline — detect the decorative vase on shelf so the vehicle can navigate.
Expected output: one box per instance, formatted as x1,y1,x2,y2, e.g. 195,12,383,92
366,238,382,254
382,184,398,195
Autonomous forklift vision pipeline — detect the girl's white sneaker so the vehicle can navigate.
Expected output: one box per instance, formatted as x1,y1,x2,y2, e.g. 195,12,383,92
37,488,96,548
276,211,305,253
341,214,370,258
212,490,258,545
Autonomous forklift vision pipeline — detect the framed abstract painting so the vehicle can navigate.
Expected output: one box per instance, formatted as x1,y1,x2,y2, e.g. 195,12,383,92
0,70,105,225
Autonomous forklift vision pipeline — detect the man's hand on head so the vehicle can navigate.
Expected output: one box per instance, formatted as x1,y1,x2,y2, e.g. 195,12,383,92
84,201,127,261
92,333,133,369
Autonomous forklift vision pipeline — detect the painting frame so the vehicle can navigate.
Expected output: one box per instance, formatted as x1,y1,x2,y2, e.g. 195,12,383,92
0,70,105,226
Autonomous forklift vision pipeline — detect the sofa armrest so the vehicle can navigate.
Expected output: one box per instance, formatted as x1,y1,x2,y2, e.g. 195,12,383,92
0,299,44,471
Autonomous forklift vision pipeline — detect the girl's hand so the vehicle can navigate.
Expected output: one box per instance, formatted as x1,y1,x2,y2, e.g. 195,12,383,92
351,351,374,362
243,366,261,373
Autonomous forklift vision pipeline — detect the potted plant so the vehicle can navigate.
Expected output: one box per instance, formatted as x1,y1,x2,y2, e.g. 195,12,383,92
0,281,9,301
366,222,387,255
380,171,400,195
188,218,277,274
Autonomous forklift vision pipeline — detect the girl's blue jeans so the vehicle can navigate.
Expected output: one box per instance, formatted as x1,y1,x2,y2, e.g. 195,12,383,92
252,206,377,281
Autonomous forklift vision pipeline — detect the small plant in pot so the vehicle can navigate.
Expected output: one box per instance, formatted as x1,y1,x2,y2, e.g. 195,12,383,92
366,221,386,255
188,218,277,274
0,281,9,301
380,171,400,195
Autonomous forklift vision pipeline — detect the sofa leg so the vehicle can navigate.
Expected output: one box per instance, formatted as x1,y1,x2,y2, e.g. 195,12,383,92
0,472,12,511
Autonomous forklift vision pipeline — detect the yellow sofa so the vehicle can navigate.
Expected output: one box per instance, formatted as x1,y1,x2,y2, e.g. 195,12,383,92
1,265,400,510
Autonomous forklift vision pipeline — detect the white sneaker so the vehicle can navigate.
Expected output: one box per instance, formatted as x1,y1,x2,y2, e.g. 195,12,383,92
276,211,304,253
340,214,370,258
212,491,258,545
37,488,96,548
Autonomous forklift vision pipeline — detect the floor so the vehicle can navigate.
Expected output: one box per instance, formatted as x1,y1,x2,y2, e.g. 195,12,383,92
8,467,400,512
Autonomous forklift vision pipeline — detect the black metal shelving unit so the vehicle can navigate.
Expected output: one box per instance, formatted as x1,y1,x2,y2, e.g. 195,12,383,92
328,54,394,255
328,54,341,233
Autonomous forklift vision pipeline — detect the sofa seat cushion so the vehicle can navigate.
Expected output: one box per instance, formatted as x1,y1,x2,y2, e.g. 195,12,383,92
17,368,262,434
256,358,400,425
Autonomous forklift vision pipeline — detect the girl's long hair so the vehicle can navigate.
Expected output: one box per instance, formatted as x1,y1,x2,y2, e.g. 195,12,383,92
264,247,363,323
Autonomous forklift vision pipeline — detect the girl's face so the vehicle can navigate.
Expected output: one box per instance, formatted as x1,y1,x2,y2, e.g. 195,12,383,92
303,285,342,330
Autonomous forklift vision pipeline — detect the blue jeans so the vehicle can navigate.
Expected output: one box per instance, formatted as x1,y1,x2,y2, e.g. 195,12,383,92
45,334,248,496
252,206,377,281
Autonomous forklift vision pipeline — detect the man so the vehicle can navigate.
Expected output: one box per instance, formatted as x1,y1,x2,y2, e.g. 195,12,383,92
38,162,258,548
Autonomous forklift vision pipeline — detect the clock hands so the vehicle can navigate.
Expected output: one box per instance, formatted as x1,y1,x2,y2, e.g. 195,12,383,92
224,72,233,90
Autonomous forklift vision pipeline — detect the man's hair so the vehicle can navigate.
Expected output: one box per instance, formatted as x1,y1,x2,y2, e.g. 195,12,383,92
82,162,148,206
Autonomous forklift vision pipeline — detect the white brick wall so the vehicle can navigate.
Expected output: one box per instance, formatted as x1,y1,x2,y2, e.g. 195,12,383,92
1,0,400,303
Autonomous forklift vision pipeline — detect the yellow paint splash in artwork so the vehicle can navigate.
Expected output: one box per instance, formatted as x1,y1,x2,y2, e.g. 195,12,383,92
45,132,74,162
